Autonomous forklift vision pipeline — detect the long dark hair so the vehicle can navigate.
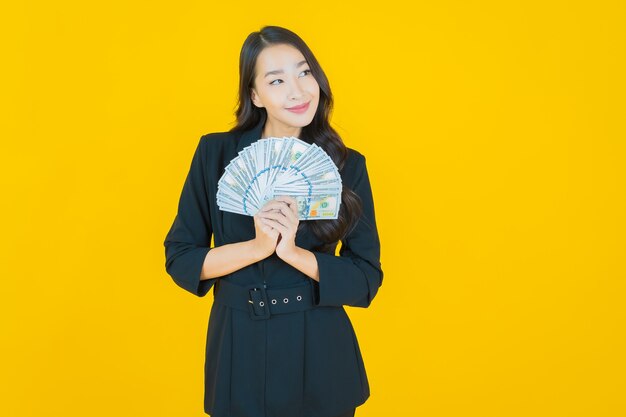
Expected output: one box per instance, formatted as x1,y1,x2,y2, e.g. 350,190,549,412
229,25,362,253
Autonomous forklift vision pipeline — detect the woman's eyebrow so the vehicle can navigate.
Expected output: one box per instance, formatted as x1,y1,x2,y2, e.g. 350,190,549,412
264,60,308,78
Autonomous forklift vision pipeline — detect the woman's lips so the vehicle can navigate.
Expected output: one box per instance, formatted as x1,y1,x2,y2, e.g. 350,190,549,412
286,101,310,114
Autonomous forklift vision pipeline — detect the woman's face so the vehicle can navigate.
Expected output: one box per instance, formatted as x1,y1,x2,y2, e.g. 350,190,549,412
251,43,320,138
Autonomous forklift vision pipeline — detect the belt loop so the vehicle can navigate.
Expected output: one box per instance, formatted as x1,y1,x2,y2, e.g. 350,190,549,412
247,285,271,320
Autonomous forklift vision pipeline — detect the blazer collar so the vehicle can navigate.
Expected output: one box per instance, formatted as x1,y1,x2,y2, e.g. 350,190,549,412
236,111,267,153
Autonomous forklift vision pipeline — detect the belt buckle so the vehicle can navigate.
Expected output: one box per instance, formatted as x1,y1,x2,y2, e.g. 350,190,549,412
246,284,271,320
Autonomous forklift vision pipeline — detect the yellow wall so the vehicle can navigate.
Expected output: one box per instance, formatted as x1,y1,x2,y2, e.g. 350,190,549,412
1,1,624,416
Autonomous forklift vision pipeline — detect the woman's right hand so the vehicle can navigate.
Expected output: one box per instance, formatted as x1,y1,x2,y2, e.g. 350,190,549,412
252,207,280,259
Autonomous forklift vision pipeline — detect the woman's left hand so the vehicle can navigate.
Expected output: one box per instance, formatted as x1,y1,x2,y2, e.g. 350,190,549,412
257,196,299,258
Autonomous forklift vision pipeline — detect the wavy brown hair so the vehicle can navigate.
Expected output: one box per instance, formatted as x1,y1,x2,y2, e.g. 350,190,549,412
228,25,362,253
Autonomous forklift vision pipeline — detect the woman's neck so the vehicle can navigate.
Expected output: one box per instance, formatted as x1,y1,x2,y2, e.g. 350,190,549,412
260,120,302,139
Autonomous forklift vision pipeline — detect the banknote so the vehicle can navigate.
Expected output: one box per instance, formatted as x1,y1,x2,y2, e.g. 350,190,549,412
217,137,342,220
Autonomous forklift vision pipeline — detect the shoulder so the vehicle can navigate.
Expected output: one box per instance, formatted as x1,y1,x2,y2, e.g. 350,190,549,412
183,131,238,174
193,130,241,165
198,130,236,149
344,147,367,172
346,146,366,162
342,147,368,187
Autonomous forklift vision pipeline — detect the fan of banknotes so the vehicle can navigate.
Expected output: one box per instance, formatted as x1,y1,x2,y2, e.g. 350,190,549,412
217,136,342,220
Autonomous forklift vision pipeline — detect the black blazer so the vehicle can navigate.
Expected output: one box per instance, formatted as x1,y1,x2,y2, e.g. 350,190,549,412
164,112,383,417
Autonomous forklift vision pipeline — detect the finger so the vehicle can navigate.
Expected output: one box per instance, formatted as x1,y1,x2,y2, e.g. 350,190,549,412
266,200,297,221
266,217,288,234
262,196,297,211
258,204,291,220
278,203,297,223
276,196,299,218
260,212,288,228
275,197,299,222
263,217,288,233
260,218,280,236
258,208,286,220
258,209,281,219
274,196,298,210
261,205,298,228
260,200,290,212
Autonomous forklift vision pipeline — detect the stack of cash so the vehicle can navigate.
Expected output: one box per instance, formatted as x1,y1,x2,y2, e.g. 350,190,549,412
217,137,342,220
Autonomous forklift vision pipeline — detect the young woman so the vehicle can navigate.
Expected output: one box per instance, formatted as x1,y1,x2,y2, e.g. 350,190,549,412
164,25,383,417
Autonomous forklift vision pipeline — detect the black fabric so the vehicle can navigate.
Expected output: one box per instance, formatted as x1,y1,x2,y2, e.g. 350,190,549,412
164,112,383,417
331,408,356,417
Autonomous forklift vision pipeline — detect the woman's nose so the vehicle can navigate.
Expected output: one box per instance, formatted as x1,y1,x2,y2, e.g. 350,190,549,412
288,81,305,99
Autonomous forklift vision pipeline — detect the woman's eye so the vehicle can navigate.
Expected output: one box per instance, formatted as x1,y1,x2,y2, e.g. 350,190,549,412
269,70,311,86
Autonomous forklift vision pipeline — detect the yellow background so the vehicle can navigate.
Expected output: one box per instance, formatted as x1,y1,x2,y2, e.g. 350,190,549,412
2,1,624,416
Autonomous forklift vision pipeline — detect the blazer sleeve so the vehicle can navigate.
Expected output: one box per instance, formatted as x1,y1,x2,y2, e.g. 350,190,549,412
311,153,384,308
163,135,217,297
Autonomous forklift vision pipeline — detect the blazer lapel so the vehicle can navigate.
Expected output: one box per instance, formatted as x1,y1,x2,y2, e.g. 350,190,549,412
235,111,267,153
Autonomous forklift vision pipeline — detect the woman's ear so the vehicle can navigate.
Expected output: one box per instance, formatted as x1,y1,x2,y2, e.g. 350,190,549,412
250,88,264,108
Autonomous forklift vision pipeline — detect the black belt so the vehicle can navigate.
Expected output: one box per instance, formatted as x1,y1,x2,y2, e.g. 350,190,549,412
214,278,316,321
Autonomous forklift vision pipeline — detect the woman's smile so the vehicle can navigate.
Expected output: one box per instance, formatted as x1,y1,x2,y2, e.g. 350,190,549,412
286,101,310,114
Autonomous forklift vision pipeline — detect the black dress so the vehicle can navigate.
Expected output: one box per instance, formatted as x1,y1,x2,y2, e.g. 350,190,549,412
164,112,383,417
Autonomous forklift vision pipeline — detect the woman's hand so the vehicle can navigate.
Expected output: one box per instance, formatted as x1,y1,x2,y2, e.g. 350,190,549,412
256,196,300,259
252,206,280,259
